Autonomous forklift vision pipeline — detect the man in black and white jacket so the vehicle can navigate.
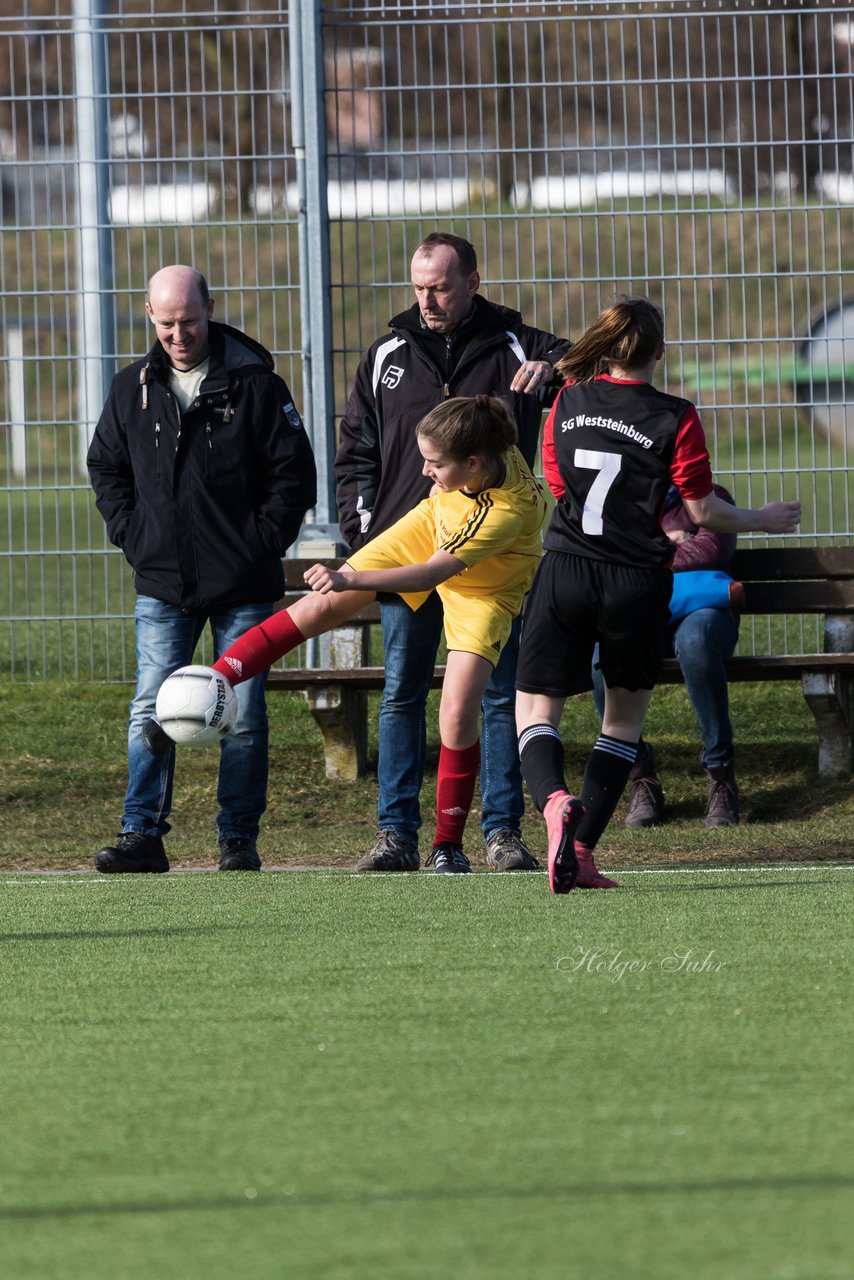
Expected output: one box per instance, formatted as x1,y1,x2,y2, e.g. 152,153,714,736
335,232,570,873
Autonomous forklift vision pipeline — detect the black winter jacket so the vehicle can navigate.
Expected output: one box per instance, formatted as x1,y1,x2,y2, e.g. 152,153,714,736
334,295,570,551
88,321,317,610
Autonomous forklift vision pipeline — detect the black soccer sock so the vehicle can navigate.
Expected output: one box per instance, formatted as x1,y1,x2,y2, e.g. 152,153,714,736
576,734,639,849
519,723,567,813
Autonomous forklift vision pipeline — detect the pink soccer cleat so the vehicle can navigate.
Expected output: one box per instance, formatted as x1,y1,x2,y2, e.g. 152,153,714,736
575,850,619,889
543,791,585,894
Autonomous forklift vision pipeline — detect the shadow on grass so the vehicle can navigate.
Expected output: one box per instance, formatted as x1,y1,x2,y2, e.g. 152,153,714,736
3,1170,853,1220
0,925,237,944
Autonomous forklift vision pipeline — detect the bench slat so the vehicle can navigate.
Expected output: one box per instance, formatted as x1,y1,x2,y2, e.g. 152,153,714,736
741,580,854,613
266,651,854,693
731,545,854,580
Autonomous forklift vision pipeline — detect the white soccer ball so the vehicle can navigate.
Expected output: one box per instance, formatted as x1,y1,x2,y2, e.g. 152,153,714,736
155,665,238,747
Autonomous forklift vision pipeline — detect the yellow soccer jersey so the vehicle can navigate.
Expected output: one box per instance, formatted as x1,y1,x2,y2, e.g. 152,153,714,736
348,447,548,663
433,445,548,599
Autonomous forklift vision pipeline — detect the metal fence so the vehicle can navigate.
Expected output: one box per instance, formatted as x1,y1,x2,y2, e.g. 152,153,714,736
2,0,853,680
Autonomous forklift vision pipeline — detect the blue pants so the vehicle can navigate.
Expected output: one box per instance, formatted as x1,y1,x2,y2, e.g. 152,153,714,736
592,607,739,769
377,594,525,841
122,596,273,841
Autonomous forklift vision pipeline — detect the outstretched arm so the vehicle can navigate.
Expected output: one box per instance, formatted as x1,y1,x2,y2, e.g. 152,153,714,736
305,550,464,596
683,491,801,535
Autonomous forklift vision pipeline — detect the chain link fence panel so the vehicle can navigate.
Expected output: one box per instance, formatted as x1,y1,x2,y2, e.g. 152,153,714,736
2,0,853,678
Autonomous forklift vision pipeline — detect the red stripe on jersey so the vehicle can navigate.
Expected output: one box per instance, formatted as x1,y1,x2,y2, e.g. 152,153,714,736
670,406,713,500
542,394,567,500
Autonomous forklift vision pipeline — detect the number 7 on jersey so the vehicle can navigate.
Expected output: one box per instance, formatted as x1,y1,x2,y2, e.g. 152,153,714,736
575,449,622,536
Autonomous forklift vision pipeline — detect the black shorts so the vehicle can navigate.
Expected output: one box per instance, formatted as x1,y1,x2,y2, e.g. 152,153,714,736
516,550,673,697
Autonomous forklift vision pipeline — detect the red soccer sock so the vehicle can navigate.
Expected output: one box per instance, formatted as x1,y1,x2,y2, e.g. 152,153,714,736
433,741,481,848
213,610,305,686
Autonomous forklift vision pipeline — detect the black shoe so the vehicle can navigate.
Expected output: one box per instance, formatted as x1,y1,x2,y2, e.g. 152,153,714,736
355,828,420,872
95,832,169,874
425,843,472,874
219,837,262,871
142,717,174,757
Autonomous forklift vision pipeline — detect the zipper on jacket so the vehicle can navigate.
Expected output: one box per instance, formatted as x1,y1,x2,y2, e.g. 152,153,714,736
154,421,161,477
205,422,213,476
140,364,149,411
445,329,509,384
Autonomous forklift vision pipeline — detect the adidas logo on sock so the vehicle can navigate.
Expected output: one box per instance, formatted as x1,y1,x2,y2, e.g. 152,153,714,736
222,656,243,678
441,806,468,816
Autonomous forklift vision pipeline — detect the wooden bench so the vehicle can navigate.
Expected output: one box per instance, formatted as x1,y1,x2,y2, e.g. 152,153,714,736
267,547,854,781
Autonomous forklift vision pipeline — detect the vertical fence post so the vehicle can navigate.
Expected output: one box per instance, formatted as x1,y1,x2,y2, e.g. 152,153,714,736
72,0,115,474
290,0,339,552
5,324,27,478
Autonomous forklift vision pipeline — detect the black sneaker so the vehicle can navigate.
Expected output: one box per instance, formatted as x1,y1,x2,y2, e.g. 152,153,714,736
485,828,539,871
355,829,420,872
95,832,169,874
425,843,472,874
142,717,174,757
219,838,262,871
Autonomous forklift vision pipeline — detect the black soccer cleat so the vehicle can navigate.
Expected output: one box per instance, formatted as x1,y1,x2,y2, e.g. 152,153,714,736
218,837,262,871
142,717,174,757
425,843,472,874
95,832,170,874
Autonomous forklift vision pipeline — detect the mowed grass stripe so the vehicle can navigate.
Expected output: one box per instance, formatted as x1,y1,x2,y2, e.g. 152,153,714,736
1,870,852,1280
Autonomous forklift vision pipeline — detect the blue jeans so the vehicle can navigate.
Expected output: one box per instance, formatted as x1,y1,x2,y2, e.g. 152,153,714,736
123,596,273,842
591,607,739,769
377,595,525,841
672,607,739,768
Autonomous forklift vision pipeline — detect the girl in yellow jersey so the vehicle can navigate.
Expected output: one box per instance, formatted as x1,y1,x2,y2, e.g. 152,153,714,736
165,394,549,873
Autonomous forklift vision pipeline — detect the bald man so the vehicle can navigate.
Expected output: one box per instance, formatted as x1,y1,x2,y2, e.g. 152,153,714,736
88,266,317,873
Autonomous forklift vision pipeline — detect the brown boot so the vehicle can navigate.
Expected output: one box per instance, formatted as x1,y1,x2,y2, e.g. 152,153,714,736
625,741,665,827
704,759,740,827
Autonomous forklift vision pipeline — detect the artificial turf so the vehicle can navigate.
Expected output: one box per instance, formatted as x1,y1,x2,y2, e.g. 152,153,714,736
1,866,852,1279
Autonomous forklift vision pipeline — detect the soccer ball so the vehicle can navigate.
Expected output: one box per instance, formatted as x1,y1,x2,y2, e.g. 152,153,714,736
155,665,238,747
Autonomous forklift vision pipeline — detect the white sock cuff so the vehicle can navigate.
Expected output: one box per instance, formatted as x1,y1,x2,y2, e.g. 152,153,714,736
593,734,638,764
518,723,562,756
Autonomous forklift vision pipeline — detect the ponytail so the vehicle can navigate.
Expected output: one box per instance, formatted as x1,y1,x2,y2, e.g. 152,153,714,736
557,296,664,382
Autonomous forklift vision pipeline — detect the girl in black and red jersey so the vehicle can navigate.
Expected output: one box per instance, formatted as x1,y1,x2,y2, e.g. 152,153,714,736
515,296,800,895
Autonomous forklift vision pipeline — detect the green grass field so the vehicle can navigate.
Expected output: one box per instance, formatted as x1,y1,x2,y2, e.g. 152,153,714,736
2,866,853,1279
2,682,853,1276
